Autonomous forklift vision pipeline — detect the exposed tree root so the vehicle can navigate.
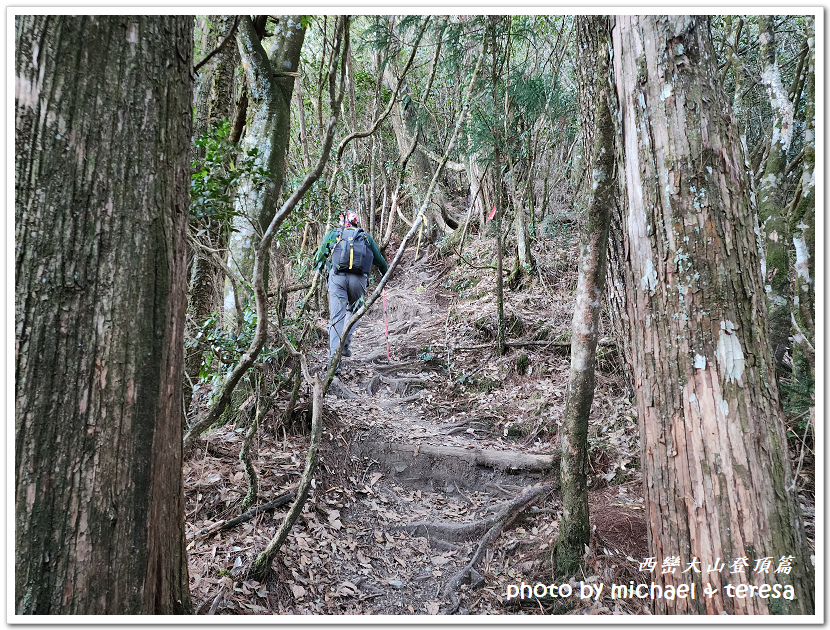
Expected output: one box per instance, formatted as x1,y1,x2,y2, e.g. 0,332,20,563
397,516,501,543
437,484,554,613
327,378,360,399
365,374,426,396
366,359,423,372
359,441,559,473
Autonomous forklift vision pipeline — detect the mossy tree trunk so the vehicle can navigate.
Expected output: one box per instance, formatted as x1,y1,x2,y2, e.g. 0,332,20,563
224,15,305,320
790,16,815,378
612,15,813,614
553,15,615,577
15,15,192,614
757,15,795,371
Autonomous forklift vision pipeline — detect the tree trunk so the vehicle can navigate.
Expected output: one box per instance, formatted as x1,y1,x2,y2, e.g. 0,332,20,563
490,17,506,357
186,15,239,414
790,17,815,378
294,68,310,170
612,15,813,614
554,15,615,576
757,15,794,370
193,15,239,151
224,15,305,319
507,157,533,274
15,15,192,614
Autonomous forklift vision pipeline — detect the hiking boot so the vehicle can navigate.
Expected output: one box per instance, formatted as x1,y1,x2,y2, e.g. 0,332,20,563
342,347,352,357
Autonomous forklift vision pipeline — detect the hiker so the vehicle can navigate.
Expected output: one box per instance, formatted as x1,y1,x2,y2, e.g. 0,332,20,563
313,211,388,372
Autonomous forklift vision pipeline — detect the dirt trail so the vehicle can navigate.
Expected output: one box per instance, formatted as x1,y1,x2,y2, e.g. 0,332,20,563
184,243,647,616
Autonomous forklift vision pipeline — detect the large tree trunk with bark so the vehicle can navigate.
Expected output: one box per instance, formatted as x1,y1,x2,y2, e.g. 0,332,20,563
224,15,305,319
553,15,615,576
15,15,192,614
612,15,813,614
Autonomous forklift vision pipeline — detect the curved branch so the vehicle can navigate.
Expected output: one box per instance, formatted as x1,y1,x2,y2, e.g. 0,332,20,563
250,372,323,582
183,17,348,452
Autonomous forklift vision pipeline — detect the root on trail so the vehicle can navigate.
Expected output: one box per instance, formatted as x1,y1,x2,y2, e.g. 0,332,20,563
396,513,503,543
365,374,426,396
359,442,558,473
439,483,554,614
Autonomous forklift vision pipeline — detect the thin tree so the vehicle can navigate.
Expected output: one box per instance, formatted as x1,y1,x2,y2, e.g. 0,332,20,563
612,15,813,614
490,15,507,356
15,15,192,613
553,15,615,576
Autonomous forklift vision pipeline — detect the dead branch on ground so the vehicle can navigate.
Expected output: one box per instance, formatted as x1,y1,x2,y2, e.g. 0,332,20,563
191,487,298,540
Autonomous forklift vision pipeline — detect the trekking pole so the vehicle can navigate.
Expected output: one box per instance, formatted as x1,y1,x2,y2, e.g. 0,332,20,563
383,288,390,362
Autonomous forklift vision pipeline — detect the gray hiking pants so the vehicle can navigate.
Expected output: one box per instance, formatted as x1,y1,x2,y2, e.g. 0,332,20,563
328,269,368,364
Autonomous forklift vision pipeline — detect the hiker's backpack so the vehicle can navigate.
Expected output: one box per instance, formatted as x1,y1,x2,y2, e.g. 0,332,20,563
331,227,373,274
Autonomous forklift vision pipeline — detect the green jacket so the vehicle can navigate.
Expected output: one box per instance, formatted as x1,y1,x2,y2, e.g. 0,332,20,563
313,228,389,275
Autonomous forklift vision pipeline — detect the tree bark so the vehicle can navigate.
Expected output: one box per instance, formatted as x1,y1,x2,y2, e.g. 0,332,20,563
612,15,813,614
15,15,192,614
790,17,815,377
554,15,614,577
757,15,794,370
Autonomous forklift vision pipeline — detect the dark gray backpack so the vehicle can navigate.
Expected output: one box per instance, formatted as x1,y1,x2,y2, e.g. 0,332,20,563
331,228,373,274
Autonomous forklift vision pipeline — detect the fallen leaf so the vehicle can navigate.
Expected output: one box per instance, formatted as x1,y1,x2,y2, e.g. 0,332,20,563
291,584,305,599
426,602,440,615
369,472,383,487
407,604,415,613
